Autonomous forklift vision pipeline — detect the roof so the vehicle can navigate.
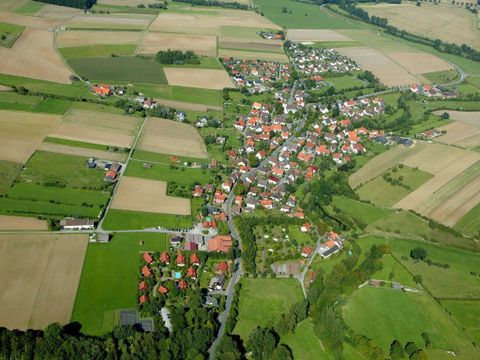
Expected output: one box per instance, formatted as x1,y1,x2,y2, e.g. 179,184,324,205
178,279,188,290
187,267,197,278
216,261,229,272
160,251,170,263
141,265,152,277
139,281,148,291
143,252,154,264
158,285,169,294
190,252,200,265
208,235,233,253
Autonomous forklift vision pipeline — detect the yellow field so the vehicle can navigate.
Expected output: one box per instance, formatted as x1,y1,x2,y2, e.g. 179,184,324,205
137,117,208,158
111,176,191,215
49,109,141,148
137,32,217,56
0,233,88,330
360,3,480,50
433,110,480,127
163,68,234,89
0,110,62,163
56,30,141,48
0,215,48,231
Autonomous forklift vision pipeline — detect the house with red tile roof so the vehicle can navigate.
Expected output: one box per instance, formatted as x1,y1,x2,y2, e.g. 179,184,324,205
143,252,154,264
190,252,200,266
208,235,233,253
216,261,229,273
187,267,197,279
141,265,152,277
160,251,170,265
158,285,169,295
139,281,149,291
301,246,314,258
176,252,186,267
178,279,188,290
139,294,149,304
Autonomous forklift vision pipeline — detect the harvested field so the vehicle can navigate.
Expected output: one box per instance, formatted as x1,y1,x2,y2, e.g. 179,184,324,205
337,47,418,86
433,110,480,127
111,177,191,215
56,30,141,47
67,13,153,30
148,11,280,34
360,3,480,50
349,143,426,189
0,110,61,163
49,109,141,148
163,68,233,90
34,4,80,19
0,11,63,29
218,48,288,62
154,98,222,112
436,122,480,149
138,33,216,56
137,117,208,158
220,40,284,53
387,52,452,75
287,29,353,42
0,233,88,330
38,143,127,162
0,28,72,83
0,0,28,12
0,215,48,230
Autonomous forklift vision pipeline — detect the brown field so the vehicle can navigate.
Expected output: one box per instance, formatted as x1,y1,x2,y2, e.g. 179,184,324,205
0,233,88,330
163,68,233,89
286,29,353,42
360,3,480,50
67,13,153,30
0,215,48,231
218,48,288,62
0,12,63,29
433,110,480,127
49,109,141,148
137,33,216,56
34,4,81,19
154,98,222,112
387,52,452,75
137,117,208,158
39,143,127,162
56,30,141,47
349,143,426,189
148,10,280,34
0,0,28,12
436,122,480,149
111,176,191,215
0,28,72,84
0,110,61,163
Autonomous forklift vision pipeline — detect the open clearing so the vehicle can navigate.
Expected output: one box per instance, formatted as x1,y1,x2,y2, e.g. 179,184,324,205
138,33,216,56
49,109,141,148
436,122,480,149
433,110,480,127
360,3,480,50
218,48,289,62
0,215,47,230
111,176,191,215
56,30,141,47
39,142,127,162
137,117,208,158
287,29,352,42
67,13,153,30
0,28,72,83
0,12,63,29
0,233,88,330
0,110,61,163
163,68,233,89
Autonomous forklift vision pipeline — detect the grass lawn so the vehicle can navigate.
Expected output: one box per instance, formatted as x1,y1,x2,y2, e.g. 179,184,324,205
102,209,193,230
0,160,22,195
71,232,168,335
15,0,44,15
59,44,137,60
356,165,433,207
441,300,480,343
233,278,303,341
133,83,223,106
343,286,477,356
332,196,394,226
281,319,332,360
325,75,365,90
125,160,212,186
0,22,24,48
311,251,346,276
253,0,359,29
454,202,480,237
68,56,168,84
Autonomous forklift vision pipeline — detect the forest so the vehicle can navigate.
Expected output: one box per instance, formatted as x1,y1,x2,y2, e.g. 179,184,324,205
33,0,97,9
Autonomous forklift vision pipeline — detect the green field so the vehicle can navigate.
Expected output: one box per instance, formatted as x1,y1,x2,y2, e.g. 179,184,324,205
441,300,480,343
133,83,223,106
332,196,394,226
281,319,332,360
44,137,113,152
0,21,24,48
423,69,459,84
0,92,71,114
102,209,193,230
356,166,433,207
59,44,137,60
0,160,22,195
233,278,303,341
325,75,365,90
15,0,44,15
253,0,359,29
72,232,168,335
454,203,480,237
68,56,168,84
344,286,477,356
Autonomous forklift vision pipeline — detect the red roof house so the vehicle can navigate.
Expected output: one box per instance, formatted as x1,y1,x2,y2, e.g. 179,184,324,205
178,279,188,290
190,252,200,266
208,235,233,253
160,251,170,265
216,261,229,273
141,265,152,277
158,285,169,295
176,252,186,267
301,246,314,258
187,267,197,279
139,281,149,291
143,252,154,264
139,294,149,304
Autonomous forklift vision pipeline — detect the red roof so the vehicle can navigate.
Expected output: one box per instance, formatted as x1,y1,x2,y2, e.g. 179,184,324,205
176,252,186,266
158,285,169,295
216,261,229,273
139,281,148,291
190,252,200,265
187,267,197,278
143,252,154,264
139,294,148,304
302,246,313,256
160,251,170,264
208,235,233,253
178,279,188,290
141,265,152,277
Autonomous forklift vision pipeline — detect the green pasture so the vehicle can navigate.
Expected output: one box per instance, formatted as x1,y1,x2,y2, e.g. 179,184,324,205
0,160,22,195
281,319,332,360
332,196,394,226
133,83,223,106
423,69,458,84
131,149,210,165
455,203,480,237
102,209,193,230
441,300,480,343
72,232,168,335
0,21,24,48
0,92,71,114
325,75,366,90
44,137,112,151
59,44,137,60
15,0,44,15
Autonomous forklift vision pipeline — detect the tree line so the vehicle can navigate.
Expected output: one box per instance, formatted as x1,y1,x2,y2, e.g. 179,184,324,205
156,50,200,65
33,0,96,9
174,0,249,10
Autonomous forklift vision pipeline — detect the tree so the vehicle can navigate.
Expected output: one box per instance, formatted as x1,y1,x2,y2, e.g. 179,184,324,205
413,274,423,284
281,6,287,13
247,327,277,360
390,340,406,359
271,344,293,360
441,112,450,120
410,247,427,261
216,335,243,360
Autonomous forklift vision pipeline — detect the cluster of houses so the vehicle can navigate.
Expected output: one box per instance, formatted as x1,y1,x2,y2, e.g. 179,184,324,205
221,58,291,93
337,97,385,121
319,231,344,258
286,42,359,75
90,83,125,97
409,84,458,99
258,30,285,40
135,96,159,110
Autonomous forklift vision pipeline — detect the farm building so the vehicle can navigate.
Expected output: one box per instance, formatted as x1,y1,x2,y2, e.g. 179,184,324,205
208,235,233,253
60,218,95,230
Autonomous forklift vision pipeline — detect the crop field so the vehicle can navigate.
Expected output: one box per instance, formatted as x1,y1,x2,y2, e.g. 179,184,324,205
0,160,22,195
137,33,216,56
0,0,28,12
0,109,61,163
59,44,137,60
360,3,480,50
102,209,193,230
68,56,167,84
0,21,24,48
49,109,141,148
34,4,80,19
0,233,88,330
0,12,63,29
218,48,289,62
111,176,191,215
233,278,303,341
67,13,153,30
286,29,353,42
0,92,71,114
0,28,72,84
72,233,168,335
433,110,480,127
137,117,208,158
454,202,480,237
0,215,47,230
388,52,452,76
163,68,233,89
15,1,45,16
56,30,141,48
39,142,127,162
436,122,480,149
